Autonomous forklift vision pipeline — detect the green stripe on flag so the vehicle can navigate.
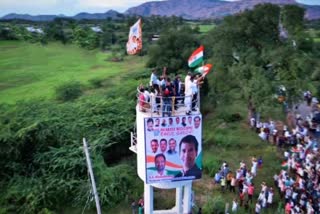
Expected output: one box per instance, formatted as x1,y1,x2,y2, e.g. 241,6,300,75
189,57,203,68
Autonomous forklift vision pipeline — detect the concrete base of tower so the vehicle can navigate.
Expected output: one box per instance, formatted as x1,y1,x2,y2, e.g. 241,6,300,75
144,181,193,214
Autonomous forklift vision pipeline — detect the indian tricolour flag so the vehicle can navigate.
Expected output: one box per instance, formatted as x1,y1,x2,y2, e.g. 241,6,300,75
188,46,204,68
194,64,213,76
281,161,288,170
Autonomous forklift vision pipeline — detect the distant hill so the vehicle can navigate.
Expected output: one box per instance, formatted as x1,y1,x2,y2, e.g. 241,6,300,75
125,0,320,20
1,0,319,21
0,13,58,21
72,10,123,20
0,10,122,21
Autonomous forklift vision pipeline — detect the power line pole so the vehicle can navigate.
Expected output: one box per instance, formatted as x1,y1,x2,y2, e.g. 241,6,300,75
82,138,102,214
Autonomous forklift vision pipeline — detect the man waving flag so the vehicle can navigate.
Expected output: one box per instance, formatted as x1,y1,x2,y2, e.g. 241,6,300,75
126,18,142,55
188,45,204,68
195,64,213,77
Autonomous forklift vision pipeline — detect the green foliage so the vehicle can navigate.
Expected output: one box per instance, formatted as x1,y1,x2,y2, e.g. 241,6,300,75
0,96,136,212
202,154,221,176
73,26,99,50
89,78,104,88
146,25,200,73
55,81,83,101
95,161,136,208
202,3,317,112
282,5,305,35
203,195,225,214
215,111,242,123
212,128,242,148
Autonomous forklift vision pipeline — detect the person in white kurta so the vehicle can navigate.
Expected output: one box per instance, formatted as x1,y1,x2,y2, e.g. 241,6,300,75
184,72,192,114
267,188,274,207
231,199,238,212
251,160,258,177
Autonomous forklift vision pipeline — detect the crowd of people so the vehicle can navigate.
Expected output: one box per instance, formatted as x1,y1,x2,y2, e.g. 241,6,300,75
131,197,144,214
213,157,275,213
138,67,203,116
248,93,320,213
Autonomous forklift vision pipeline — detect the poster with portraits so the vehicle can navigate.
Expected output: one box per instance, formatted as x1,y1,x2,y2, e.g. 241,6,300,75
144,115,202,184
126,18,142,55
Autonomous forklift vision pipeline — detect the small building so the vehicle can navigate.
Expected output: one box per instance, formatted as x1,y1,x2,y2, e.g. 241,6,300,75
91,26,103,33
26,26,44,34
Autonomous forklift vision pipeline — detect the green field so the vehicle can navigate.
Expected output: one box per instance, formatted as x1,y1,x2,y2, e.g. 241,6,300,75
198,24,216,33
0,41,145,103
186,21,216,33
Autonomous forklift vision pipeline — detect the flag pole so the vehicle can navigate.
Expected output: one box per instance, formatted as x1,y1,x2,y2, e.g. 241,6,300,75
198,46,205,111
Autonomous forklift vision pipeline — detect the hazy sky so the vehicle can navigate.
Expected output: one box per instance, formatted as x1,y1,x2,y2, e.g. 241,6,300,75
0,0,319,17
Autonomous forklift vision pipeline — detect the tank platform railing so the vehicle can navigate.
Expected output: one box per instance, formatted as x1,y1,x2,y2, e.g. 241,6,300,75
136,87,200,117
129,132,137,153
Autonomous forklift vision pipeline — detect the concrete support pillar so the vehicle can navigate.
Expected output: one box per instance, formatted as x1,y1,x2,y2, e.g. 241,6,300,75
183,182,192,214
144,183,154,214
175,187,183,213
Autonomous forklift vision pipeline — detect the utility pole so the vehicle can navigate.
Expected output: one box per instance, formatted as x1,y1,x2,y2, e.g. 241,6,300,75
82,138,102,214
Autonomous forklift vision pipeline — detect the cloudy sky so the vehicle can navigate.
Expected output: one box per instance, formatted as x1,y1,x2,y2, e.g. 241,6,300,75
0,0,319,17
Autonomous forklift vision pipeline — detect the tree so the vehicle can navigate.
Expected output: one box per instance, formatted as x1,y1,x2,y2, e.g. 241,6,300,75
203,3,315,116
282,5,305,35
146,25,199,73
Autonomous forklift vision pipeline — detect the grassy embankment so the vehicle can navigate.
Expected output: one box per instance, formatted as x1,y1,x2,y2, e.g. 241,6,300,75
0,41,285,214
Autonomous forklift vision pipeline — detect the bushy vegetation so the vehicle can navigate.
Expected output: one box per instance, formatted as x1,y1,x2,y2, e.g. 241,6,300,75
55,81,83,101
0,94,137,212
0,15,186,52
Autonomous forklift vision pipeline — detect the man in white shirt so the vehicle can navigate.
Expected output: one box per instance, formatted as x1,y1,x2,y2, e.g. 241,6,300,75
184,72,192,115
150,69,158,87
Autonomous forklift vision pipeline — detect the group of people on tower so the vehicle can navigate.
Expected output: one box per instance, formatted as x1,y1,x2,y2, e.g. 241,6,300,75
139,67,203,116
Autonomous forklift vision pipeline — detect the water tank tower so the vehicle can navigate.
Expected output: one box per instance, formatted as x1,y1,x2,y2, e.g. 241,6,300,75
130,88,202,214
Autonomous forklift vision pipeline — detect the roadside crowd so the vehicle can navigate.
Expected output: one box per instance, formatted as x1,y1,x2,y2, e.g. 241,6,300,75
213,92,320,213
249,93,320,214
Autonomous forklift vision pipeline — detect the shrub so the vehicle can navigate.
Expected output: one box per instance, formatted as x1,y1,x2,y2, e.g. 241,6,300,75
55,81,83,101
203,195,225,214
202,155,221,176
215,111,243,123
89,78,104,88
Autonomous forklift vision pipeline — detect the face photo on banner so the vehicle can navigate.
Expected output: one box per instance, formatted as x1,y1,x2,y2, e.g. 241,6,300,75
144,115,202,183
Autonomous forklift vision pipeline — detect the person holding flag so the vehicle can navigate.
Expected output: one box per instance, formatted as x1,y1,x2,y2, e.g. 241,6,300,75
186,45,214,114
195,64,213,78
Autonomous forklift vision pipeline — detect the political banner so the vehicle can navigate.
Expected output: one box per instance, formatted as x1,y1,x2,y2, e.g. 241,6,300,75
126,18,142,55
144,115,202,183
